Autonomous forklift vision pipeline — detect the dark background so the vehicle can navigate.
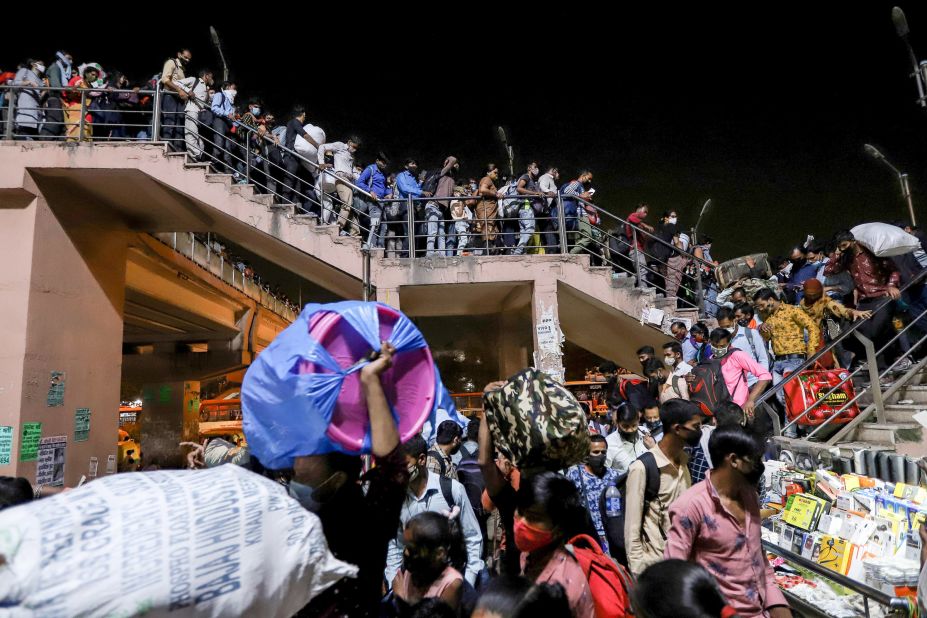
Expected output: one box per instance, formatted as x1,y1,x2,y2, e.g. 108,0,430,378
5,4,927,261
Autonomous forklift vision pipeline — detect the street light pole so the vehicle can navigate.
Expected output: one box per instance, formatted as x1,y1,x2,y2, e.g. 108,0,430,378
864,144,917,226
892,7,927,108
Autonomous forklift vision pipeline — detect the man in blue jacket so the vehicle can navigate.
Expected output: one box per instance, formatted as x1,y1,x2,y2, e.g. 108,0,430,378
356,152,390,249
390,159,432,258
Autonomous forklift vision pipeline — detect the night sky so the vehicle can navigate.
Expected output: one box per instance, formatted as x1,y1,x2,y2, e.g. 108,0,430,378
5,4,927,261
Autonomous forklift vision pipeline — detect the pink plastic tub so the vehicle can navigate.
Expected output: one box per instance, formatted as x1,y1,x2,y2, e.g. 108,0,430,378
301,305,435,451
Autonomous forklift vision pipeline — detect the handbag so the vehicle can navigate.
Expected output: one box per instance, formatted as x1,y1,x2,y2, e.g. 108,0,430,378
782,363,860,426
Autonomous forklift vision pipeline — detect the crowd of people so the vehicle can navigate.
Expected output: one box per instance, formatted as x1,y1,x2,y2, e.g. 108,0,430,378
2,345,794,618
2,49,717,285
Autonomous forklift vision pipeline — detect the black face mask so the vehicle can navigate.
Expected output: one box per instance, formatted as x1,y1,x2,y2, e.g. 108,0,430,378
644,420,662,435
737,318,750,328
744,460,765,486
619,430,638,441
585,454,607,476
681,427,702,447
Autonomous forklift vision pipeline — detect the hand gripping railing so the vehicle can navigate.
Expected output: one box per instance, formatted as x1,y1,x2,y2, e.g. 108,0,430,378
757,268,927,438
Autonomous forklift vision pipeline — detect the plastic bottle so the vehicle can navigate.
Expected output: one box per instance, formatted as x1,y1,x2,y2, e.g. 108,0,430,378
605,485,621,518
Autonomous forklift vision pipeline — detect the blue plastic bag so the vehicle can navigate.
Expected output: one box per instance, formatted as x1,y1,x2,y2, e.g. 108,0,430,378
242,301,464,469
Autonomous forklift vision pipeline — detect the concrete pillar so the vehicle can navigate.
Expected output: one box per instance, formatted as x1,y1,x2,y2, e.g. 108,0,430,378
140,380,200,469
378,286,401,310
498,309,531,381
0,192,127,485
532,281,565,382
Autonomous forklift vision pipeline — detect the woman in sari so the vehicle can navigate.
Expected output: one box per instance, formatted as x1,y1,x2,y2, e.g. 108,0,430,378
64,66,99,141
474,163,503,255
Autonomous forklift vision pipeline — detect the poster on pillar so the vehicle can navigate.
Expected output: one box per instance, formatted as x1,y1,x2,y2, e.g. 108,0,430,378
0,426,13,465
20,423,42,462
534,303,564,383
47,371,66,407
74,408,91,442
36,435,67,486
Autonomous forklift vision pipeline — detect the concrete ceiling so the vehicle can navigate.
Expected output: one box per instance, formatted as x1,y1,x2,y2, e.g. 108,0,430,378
399,282,532,317
28,168,361,300
557,281,672,371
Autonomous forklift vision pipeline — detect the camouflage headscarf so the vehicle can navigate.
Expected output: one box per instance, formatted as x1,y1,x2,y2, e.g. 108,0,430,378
482,368,590,472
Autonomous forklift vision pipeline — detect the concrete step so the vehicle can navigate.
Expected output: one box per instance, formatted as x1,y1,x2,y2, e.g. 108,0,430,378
884,403,926,424
165,151,187,158
855,422,922,446
205,174,233,186
892,384,927,404
249,194,274,206
610,274,635,289
184,162,212,170
229,184,255,198
269,203,293,211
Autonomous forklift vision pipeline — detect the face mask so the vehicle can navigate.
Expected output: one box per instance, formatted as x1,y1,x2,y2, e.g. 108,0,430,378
667,216,678,224
288,479,322,513
514,516,556,553
681,427,702,447
664,355,676,366
645,420,662,435
585,453,607,476
250,106,261,115
725,327,735,335
619,430,638,441
223,89,237,103
737,318,750,328
408,464,420,483
34,64,46,75
743,459,765,486
714,346,729,357
180,56,190,65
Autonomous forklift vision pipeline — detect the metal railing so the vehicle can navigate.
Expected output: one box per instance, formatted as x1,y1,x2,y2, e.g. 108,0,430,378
761,540,912,617
2,82,716,313
759,268,927,442
153,232,299,321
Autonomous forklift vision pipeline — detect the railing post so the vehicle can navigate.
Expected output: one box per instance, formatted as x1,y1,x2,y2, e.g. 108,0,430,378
557,194,567,254
853,331,887,424
245,137,251,184
696,265,705,316
362,248,371,302
3,88,14,140
78,90,87,142
152,83,162,142
632,228,642,287
407,195,415,259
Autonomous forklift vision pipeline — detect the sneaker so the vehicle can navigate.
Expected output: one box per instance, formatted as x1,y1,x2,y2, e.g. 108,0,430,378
894,358,914,373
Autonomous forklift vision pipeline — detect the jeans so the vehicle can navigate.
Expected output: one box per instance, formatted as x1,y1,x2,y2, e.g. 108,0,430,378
361,199,383,248
160,94,184,146
513,206,535,255
453,220,470,255
426,203,446,256
773,356,805,436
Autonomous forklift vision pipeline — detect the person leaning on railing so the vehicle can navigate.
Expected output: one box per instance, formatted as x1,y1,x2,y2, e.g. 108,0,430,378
473,163,503,256
13,59,47,139
159,48,192,150
753,288,820,429
63,66,99,142
40,51,72,139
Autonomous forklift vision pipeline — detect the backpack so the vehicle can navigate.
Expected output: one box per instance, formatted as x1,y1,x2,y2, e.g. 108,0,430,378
566,534,634,618
271,124,287,148
501,182,523,219
456,454,486,520
601,451,661,566
688,355,738,417
421,169,442,195
428,448,449,478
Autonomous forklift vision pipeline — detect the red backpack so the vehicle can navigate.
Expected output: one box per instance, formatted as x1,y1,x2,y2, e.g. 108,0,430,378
566,534,634,618
688,356,734,417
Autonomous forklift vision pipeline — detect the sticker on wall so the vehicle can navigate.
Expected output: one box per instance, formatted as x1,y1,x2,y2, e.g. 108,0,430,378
0,425,13,465
47,371,66,407
158,385,172,404
36,435,67,486
19,422,42,462
106,454,116,474
74,408,91,442
88,456,99,478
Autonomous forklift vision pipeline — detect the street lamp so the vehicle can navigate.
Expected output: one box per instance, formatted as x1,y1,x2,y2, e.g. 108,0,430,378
892,7,927,109
864,143,917,226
